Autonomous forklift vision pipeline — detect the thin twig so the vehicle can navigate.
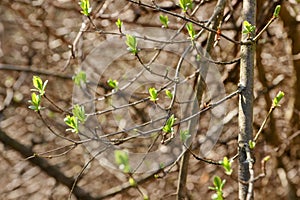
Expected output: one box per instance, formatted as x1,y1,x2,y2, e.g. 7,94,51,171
24,143,77,160
127,0,240,44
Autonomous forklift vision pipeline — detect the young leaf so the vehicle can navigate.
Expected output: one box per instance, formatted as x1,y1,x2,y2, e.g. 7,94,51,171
186,22,196,40
249,140,256,149
273,5,281,18
129,177,137,187
79,0,92,16
263,155,271,162
179,0,193,12
221,157,233,175
213,176,222,188
116,18,123,30
125,34,138,55
64,115,79,134
32,76,48,96
72,104,86,123
159,15,169,28
149,87,158,102
209,176,226,200
243,20,256,34
73,71,87,86
180,130,191,143
165,89,173,99
107,78,119,90
159,163,165,168
114,150,131,173
143,195,149,200
28,93,42,111
272,91,284,107
163,114,176,133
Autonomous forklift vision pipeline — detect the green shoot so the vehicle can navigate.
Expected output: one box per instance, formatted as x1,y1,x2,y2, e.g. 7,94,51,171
159,163,165,168
116,18,123,32
149,87,158,102
186,22,196,41
273,5,281,18
249,140,256,149
129,177,137,187
162,114,176,134
32,76,48,96
165,89,173,99
125,34,138,55
159,15,169,28
243,20,256,35
72,104,86,123
64,115,79,134
272,91,284,107
209,176,226,200
28,93,42,112
73,71,87,86
220,157,233,175
107,78,119,90
263,155,271,162
114,150,131,173
179,0,193,12
253,91,284,143
79,0,92,16
180,130,191,143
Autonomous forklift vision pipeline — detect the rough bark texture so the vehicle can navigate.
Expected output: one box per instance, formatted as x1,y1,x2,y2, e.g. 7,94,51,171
238,0,256,199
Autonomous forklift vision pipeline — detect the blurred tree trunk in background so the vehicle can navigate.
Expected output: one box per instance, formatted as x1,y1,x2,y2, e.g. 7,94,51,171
280,2,300,132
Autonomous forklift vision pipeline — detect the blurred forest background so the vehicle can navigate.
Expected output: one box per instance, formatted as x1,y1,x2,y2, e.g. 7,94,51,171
0,0,299,199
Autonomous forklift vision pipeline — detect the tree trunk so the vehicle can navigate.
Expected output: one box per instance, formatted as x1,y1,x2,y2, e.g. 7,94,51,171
238,0,256,199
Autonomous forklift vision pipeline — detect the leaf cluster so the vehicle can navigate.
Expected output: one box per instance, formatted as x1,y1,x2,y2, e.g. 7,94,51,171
126,34,139,55
162,114,176,134
209,176,226,200
28,76,48,111
79,0,92,16
179,0,193,12
114,150,131,173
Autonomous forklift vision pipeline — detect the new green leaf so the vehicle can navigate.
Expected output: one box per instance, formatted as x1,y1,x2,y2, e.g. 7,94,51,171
179,0,193,12
32,76,48,96
72,104,86,123
209,176,226,200
273,5,281,18
221,157,233,175
79,0,92,16
180,130,191,143
159,15,169,28
149,87,158,102
114,150,131,173
263,155,271,162
64,115,79,134
116,18,123,30
243,20,256,35
125,34,138,55
186,22,196,40
129,177,137,186
73,71,87,86
163,114,176,134
249,140,256,149
165,89,173,99
28,93,42,111
272,91,284,107
107,78,119,90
